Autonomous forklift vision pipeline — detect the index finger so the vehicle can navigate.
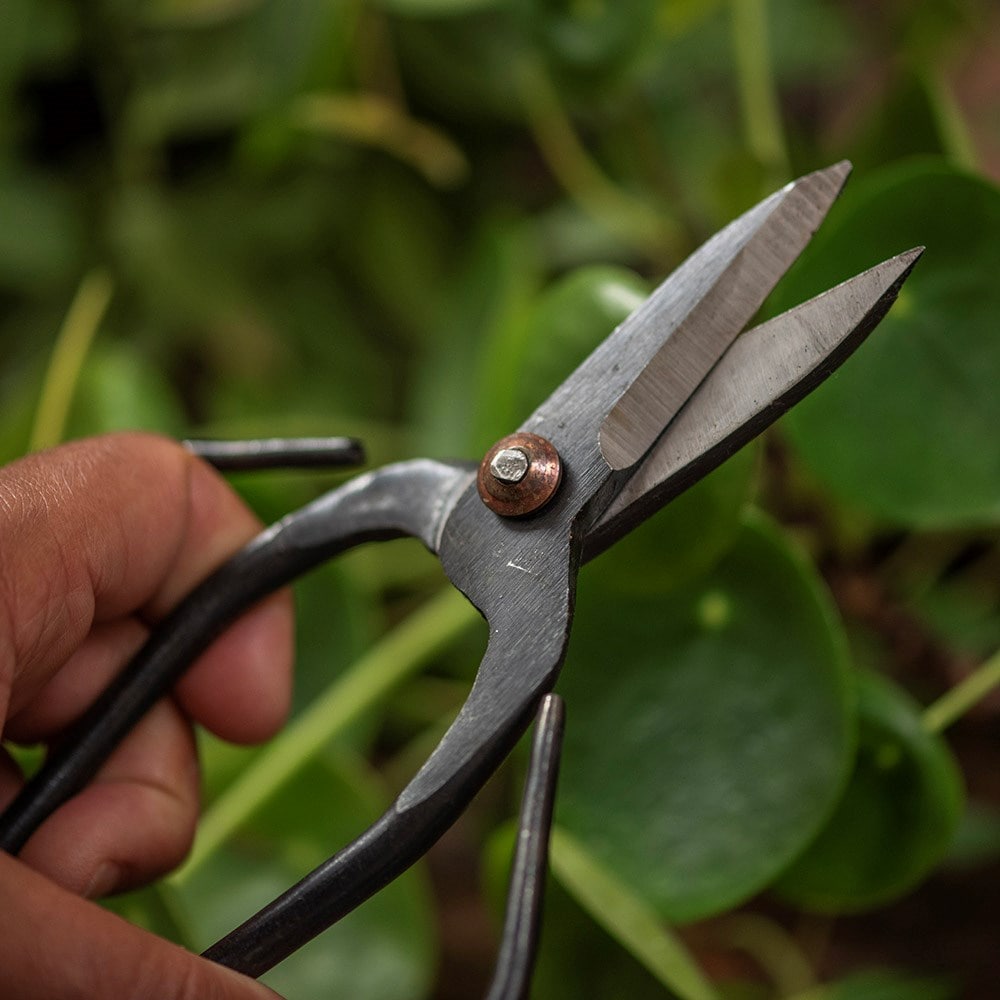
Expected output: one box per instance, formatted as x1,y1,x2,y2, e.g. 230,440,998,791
0,432,292,739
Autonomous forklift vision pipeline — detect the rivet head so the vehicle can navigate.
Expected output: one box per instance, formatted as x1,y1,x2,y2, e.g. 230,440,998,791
477,432,562,517
489,447,529,484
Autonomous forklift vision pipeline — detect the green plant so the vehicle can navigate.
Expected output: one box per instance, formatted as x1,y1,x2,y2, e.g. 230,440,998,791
2,1,999,996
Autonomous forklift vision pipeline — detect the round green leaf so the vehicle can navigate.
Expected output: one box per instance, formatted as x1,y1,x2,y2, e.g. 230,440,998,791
587,442,756,596
556,512,855,922
478,263,649,447
774,670,964,913
775,161,1000,528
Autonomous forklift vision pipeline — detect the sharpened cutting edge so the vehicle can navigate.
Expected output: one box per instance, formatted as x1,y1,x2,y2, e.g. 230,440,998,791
599,161,852,471
586,246,924,558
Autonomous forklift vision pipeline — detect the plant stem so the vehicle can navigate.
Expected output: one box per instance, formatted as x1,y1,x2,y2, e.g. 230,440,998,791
922,65,979,173
730,0,789,181
923,647,1000,734
30,270,113,451
550,827,720,1000
293,92,468,188
171,588,479,884
518,61,676,256
710,913,816,996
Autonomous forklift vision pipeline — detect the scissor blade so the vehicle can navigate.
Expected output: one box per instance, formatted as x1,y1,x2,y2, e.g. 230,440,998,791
524,164,851,497
584,247,923,560
598,161,852,470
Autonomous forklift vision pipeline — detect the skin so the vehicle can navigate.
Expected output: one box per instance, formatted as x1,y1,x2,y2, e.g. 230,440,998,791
0,433,294,999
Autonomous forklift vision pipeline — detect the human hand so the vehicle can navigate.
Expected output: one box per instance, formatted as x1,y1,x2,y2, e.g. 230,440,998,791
0,433,293,998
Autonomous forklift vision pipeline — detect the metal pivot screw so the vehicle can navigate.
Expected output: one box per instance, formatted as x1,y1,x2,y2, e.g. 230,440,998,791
477,432,562,517
489,447,529,484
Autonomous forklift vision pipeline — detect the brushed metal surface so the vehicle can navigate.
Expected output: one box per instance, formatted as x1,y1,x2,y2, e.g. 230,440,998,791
598,161,851,470
588,248,923,557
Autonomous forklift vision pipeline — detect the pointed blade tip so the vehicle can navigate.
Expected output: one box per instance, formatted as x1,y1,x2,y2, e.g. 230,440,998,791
874,245,925,288
598,162,860,473
790,159,852,197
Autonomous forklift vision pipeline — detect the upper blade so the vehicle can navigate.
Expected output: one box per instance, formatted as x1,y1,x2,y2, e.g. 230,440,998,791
521,164,852,515
584,247,924,561
598,161,852,470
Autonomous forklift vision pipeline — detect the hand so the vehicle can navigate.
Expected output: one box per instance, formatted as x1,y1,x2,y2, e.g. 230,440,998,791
0,433,293,998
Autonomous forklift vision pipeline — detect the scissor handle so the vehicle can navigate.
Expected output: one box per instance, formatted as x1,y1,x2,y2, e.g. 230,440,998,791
0,451,571,986
0,459,471,854
201,596,571,975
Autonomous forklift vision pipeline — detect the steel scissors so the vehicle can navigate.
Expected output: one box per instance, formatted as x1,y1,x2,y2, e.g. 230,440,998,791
0,161,921,995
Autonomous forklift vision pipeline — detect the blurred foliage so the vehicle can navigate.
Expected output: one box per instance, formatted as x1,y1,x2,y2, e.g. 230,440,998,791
2,0,1000,996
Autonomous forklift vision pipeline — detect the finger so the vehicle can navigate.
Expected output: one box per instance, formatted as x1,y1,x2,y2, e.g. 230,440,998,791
7,593,292,746
5,619,148,743
0,851,282,1000
17,697,201,897
0,433,293,737
174,588,294,744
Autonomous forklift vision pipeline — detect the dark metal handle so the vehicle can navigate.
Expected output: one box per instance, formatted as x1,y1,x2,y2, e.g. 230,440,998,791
200,597,571,977
185,437,364,472
484,693,564,1000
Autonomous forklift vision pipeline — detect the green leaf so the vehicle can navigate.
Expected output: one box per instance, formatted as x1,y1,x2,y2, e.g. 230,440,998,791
127,0,353,143
588,441,757,595
909,574,1000,661
0,168,82,289
521,0,659,88
775,160,1000,528
172,754,435,1000
349,162,456,343
371,0,503,18
474,263,647,451
804,968,957,1000
556,512,855,922
549,827,719,1000
411,222,541,457
65,341,187,438
944,800,1000,869
775,670,964,913
0,367,42,463
510,264,649,426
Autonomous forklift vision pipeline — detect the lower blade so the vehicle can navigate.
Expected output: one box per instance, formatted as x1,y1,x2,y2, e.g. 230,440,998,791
585,247,924,560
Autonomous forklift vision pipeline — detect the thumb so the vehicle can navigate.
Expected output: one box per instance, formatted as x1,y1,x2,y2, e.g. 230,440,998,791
0,851,282,1000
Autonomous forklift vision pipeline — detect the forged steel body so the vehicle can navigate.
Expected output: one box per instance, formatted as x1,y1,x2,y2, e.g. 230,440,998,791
185,436,365,471
485,694,565,1000
0,162,924,986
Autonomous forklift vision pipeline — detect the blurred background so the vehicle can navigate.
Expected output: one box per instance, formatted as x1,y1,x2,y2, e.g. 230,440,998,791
2,0,1000,997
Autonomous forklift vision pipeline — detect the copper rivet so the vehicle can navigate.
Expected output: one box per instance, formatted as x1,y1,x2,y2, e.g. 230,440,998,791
477,432,562,517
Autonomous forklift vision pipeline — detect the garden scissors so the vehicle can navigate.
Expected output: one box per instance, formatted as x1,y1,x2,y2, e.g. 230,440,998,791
0,162,921,994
